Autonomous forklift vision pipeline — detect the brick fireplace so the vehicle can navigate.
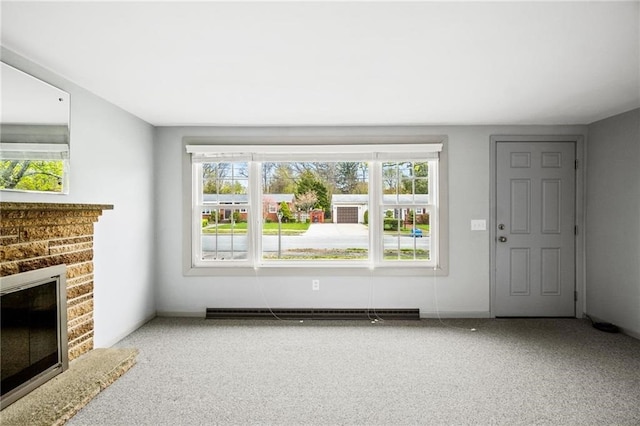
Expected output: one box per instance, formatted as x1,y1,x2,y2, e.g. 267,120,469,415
0,202,113,361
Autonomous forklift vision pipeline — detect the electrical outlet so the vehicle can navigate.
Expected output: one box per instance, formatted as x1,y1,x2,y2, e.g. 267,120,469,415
312,279,320,291
471,219,486,231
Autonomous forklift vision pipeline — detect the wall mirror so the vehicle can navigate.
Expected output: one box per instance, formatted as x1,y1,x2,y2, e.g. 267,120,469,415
1,61,70,194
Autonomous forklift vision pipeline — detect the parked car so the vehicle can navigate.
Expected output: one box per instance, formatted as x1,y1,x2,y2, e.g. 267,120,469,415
410,228,423,238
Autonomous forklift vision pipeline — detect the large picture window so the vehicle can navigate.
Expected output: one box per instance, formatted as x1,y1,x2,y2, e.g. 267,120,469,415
262,161,369,261
187,140,445,270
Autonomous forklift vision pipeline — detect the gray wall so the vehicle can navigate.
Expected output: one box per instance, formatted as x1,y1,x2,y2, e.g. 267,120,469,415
155,125,587,318
6,44,637,339
1,48,157,347
586,108,640,336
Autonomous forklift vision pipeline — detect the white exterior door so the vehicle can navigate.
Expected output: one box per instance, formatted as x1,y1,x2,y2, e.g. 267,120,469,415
495,142,576,317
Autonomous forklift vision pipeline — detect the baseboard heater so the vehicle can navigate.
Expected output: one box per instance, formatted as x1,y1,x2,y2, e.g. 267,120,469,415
205,308,420,320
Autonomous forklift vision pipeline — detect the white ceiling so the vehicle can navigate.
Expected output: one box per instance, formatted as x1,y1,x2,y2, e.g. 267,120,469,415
1,1,638,126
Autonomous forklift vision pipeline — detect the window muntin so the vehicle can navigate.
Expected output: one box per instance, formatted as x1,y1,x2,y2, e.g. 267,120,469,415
188,143,442,269
202,162,249,200
197,161,250,263
382,207,432,261
380,161,434,263
382,161,429,197
201,207,249,261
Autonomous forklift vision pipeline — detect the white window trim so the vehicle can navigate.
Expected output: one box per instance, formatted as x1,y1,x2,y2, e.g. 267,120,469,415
182,130,449,277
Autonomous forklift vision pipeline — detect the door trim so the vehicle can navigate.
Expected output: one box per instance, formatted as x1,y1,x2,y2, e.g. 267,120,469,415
490,135,585,318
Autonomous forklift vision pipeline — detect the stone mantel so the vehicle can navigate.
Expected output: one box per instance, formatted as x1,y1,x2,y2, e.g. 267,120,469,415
0,202,114,360
0,202,114,212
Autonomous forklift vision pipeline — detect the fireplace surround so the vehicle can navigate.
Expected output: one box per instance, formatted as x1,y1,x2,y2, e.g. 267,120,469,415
0,202,113,406
0,264,68,409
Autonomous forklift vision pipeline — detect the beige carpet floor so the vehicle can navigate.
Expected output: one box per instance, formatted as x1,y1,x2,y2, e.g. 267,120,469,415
0,347,138,426
68,318,640,425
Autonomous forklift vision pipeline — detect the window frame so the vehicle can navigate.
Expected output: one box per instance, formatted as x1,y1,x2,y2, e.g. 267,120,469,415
376,159,437,265
183,132,449,276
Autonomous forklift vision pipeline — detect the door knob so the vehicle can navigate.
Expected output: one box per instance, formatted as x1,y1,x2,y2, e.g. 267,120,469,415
498,236,507,243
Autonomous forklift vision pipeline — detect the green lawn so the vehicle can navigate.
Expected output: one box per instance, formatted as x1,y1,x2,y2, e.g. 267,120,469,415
204,222,428,236
263,248,368,260
203,222,310,235
383,249,430,260
262,248,428,261
384,224,430,235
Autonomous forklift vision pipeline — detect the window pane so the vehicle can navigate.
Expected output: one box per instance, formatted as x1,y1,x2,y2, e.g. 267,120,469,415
262,161,369,261
381,160,432,263
201,207,249,261
0,160,66,193
382,208,431,261
202,162,248,201
382,162,399,194
200,161,250,262
410,161,429,195
389,161,428,196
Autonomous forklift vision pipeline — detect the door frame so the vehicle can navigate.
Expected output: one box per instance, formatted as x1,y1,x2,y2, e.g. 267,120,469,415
490,135,585,318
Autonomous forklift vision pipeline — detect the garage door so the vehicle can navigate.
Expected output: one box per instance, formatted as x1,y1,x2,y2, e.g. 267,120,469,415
337,207,359,223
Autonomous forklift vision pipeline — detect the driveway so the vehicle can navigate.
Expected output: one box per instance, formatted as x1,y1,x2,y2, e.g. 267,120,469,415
303,223,369,237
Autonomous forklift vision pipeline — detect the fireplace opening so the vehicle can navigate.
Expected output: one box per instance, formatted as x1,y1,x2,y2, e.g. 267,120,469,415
1,265,68,410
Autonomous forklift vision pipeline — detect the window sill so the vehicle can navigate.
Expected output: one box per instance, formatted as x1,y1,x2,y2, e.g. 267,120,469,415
184,264,448,277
